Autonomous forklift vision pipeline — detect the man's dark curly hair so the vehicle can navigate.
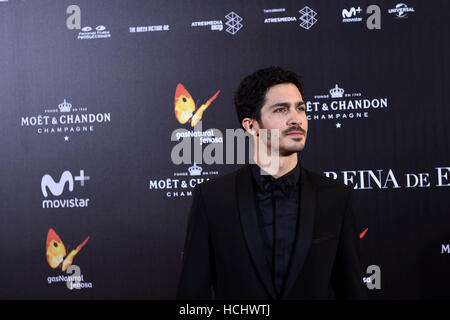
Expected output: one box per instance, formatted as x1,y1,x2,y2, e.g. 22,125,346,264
234,66,304,127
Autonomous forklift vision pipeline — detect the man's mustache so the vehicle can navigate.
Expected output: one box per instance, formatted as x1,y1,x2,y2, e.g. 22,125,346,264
282,126,306,135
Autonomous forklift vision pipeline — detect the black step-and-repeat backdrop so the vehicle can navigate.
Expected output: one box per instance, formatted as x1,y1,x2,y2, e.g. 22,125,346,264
0,0,449,299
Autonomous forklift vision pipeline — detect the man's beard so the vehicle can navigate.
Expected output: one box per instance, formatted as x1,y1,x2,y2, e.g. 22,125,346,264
258,122,307,156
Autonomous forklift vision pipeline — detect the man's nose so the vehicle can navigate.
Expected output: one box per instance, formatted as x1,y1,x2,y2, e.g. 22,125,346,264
287,108,302,126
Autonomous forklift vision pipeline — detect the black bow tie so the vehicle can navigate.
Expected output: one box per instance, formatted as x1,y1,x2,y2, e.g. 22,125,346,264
261,175,292,195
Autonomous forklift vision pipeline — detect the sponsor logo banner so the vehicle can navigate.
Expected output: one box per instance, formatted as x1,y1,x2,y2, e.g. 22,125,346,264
20,99,112,142
45,228,93,290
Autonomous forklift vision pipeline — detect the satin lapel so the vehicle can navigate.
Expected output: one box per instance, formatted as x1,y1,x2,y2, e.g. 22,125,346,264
282,166,317,299
235,165,277,299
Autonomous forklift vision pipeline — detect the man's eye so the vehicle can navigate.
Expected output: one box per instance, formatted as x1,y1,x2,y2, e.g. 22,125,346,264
275,108,286,113
298,106,305,111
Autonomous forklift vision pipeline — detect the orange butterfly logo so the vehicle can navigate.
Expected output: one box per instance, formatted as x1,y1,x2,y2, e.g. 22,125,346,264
45,228,90,271
174,83,220,127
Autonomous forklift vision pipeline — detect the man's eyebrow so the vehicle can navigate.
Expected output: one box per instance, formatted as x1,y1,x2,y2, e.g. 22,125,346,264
269,101,305,108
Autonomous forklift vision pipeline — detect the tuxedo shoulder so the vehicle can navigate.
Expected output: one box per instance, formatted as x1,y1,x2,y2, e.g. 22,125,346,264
194,166,241,192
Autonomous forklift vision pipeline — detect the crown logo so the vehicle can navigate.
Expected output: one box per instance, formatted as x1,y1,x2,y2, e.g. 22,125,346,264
58,99,72,112
329,84,345,98
188,162,203,176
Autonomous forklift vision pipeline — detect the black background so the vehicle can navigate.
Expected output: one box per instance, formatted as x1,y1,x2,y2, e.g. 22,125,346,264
0,0,449,299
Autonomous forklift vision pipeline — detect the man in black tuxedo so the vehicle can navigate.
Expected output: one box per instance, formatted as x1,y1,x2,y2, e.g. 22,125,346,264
177,67,366,300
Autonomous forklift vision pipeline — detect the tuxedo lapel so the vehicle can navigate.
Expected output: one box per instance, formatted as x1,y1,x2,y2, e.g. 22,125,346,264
282,166,317,299
235,165,277,299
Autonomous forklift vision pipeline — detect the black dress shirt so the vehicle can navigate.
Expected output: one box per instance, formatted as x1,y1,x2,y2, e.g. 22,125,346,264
250,162,301,297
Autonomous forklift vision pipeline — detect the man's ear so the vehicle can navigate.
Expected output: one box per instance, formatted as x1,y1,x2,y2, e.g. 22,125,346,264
242,118,259,136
